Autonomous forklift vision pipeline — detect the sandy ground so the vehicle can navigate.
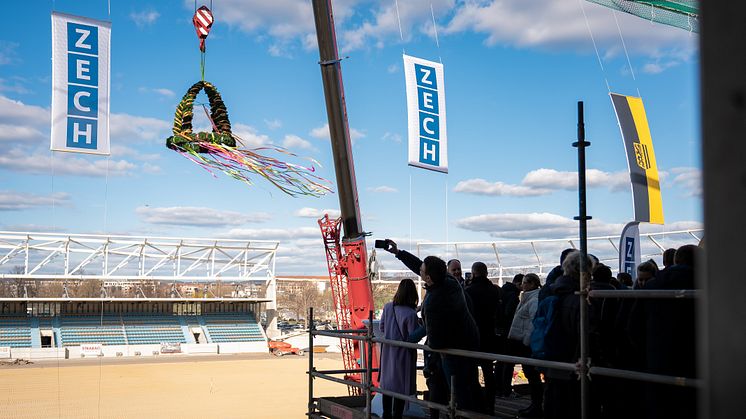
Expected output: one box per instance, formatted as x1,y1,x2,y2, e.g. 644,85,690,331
0,353,348,419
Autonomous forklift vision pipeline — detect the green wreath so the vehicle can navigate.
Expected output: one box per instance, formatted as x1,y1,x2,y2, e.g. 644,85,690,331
166,80,236,153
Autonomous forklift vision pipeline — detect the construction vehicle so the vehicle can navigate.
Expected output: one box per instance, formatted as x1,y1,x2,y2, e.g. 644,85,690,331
312,0,379,396
268,340,305,357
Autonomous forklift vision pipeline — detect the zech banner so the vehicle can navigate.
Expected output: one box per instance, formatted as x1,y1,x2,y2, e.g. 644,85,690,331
610,93,663,224
403,54,447,173
618,221,641,282
51,12,111,155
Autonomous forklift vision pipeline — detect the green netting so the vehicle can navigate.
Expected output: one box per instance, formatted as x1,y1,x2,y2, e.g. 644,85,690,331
588,0,699,33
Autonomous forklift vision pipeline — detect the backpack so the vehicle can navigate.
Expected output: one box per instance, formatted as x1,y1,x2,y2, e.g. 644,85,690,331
530,295,558,359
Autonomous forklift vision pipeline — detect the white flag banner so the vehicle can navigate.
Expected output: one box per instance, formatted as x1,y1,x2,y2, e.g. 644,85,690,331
403,54,447,173
51,12,111,155
619,221,641,282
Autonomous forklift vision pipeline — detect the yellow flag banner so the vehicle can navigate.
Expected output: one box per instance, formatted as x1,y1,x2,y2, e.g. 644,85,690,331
610,93,664,224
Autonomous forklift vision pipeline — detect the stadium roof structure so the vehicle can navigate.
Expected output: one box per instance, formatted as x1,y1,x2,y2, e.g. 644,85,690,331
0,231,278,282
587,0,699,32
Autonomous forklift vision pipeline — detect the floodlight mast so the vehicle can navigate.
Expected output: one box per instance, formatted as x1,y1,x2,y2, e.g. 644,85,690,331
311,0,377,392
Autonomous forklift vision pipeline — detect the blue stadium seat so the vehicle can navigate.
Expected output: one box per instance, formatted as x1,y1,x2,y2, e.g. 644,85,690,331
0,316,32,348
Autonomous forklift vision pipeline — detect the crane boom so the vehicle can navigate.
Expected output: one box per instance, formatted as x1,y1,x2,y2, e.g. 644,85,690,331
311,0,377,393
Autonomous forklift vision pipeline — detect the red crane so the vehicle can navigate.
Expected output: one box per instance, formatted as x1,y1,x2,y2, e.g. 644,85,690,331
311,0,378,394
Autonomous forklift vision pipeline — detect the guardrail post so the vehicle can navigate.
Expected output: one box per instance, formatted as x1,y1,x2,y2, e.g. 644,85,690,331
365,310,374,418
308,307,315,417
448,375,456,418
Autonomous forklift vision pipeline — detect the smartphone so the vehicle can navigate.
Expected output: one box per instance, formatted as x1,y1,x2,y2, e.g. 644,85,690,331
374,239,388,249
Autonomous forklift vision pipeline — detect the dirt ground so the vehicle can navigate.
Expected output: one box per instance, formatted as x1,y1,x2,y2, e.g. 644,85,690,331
0,353,348,418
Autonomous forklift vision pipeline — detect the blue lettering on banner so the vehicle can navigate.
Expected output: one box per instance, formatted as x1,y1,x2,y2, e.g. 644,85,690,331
415,64,437,89
419,138,439,166
67,53,98,86
66,117,98,149
418,112,439,140
623,237,636,274
67,84,98,118
417,87,439,114
65,22,99,150
67,22,98,55
414,63,442,167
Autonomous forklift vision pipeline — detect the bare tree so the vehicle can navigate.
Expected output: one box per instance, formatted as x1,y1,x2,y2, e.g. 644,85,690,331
8,266,25,297
278,281,321,328
372,282,397,311
76,279,103,297
39,282,65,298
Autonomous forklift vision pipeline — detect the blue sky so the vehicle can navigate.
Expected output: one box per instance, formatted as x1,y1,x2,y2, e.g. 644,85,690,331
0,0,701,274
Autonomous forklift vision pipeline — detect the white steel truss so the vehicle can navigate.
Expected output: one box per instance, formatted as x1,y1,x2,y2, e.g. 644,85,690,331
376,229,704,285
0,231,278,282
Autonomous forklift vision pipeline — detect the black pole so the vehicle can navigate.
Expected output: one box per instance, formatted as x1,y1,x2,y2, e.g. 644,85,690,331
308,307,315,417
573,101,591,419
311,0,363,240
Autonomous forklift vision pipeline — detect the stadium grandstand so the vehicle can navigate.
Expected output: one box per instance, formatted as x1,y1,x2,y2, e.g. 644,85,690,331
0,298,268,359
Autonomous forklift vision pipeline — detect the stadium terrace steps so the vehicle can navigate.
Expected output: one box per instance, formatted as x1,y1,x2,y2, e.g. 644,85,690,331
203,313,265,343
1,312,266,348
59,315,127,346
0,316,33,348
123,314,187,345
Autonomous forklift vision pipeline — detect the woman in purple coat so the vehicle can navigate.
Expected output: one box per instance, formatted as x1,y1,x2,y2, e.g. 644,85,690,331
379,278,420,419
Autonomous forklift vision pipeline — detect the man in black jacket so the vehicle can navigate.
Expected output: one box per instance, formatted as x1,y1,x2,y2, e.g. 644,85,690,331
633,244,699,419
384,240,481,412
543,250,594,419
465,262,502,414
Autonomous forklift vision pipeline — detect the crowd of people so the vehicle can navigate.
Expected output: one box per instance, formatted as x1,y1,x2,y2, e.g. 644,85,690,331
375,240,699,419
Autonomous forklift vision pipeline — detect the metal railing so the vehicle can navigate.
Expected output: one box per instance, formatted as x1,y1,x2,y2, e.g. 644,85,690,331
306,288,701,418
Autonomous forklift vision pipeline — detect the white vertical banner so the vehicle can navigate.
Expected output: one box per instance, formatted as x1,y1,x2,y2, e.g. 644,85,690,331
403,54,447,173
51,12,111,155
619,221,641,282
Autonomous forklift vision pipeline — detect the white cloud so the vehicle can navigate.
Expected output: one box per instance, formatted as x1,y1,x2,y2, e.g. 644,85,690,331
456,212,702,240
381,132,402,143
0,95,171,146
0,191,70,210
0,95,48,127
309,123,366,144
185,0,315,44
455,168,629,197
453,179,549,197
110,113,171,143
233,123,272,148
368,186,398,193
456,212,623,239
387,64,399,74
110,145,161,161
0,41,19,66
669,167,701,197
264,119,282,130
444,1,694,59
0,148,137,177
136,206,271,227
522,168,629,192
141,163,162,174
282,134,313,150
0,123,45,142
137,87,175,98
339,0,454,53
309,124,330,140
221,226,320,240
0,78,31,94
294,207,341,218
130,10,160,28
